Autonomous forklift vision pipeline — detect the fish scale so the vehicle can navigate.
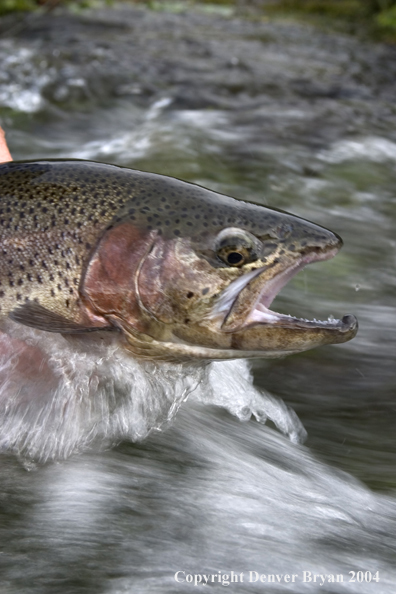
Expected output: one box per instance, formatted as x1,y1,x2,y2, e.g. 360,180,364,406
0,162,125,320
0,160,211,321
0,159,281,322
0,159,356,360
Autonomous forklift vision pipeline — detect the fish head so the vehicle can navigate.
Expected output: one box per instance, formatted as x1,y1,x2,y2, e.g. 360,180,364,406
81,178,357,361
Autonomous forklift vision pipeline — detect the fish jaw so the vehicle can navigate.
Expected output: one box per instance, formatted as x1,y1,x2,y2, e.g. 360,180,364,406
221,246,340,331
199,243,358,355
169,239,358,359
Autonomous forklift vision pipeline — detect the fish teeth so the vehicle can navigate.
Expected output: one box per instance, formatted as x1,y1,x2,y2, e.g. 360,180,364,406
288,315,341,325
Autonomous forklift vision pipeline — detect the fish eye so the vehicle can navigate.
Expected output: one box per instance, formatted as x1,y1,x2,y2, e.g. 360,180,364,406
217,246,250,267
226,251,244,265
215,228,258,268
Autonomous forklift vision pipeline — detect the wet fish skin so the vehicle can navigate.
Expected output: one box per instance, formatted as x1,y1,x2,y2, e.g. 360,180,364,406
0,160,357,361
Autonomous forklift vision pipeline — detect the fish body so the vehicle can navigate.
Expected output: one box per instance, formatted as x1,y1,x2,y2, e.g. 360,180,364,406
0,159,358,460
0,160,357,360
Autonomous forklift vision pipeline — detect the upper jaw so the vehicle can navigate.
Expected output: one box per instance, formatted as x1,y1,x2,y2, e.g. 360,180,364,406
242,248,339,328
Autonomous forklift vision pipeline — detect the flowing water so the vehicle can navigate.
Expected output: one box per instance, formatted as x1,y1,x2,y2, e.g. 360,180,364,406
0,4,395,592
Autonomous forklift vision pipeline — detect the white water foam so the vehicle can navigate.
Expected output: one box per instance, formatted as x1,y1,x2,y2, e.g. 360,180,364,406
0,42,53,113
318,136,396,164
0,320,305,462
68,97,173,161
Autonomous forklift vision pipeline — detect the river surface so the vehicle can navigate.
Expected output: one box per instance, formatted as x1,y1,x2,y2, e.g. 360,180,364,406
0,4,396,592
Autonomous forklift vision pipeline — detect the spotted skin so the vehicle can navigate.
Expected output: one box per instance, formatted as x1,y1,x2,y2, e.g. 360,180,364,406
0,160,334,324
0,162,121,321
0,159,358,361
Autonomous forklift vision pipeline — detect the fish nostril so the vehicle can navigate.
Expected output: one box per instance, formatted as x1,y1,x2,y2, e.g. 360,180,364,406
274,222,293,239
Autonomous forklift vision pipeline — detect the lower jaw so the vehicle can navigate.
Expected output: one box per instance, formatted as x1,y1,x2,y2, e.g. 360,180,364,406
173,313,358,360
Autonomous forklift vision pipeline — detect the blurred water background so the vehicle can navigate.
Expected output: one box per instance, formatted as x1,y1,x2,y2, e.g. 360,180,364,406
0,2,396,592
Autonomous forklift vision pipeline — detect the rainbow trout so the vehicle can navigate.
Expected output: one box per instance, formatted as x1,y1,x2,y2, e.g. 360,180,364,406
0,160,357,360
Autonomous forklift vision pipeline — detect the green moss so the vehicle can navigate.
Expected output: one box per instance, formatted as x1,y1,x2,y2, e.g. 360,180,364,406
261,0,396,41
0,0,110,15
376,5,396,26
270,0,362,18
198,0,233,4
0,0,37,15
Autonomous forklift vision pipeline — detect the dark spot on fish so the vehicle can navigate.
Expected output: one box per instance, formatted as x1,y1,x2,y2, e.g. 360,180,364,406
202,288,209,295
17,278,23,286
187,292,194,299
174,229,180,236
0,291,4,298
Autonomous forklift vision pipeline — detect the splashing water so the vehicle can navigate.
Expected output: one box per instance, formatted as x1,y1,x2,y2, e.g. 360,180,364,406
0,320,305,463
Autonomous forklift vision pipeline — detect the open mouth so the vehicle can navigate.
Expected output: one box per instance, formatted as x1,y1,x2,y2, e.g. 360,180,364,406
213,248,357,335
